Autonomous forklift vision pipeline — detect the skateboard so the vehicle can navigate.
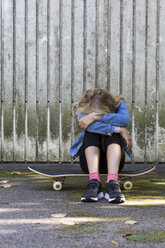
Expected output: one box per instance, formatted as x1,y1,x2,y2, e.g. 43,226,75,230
28,165,155,191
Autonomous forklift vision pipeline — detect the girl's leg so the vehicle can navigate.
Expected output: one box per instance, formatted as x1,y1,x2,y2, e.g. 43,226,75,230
106,143,121,181
85,146,100,174
79,131,102,175
79,131,104,202
104,133,125,177
79,147,101,182
104,134,125,203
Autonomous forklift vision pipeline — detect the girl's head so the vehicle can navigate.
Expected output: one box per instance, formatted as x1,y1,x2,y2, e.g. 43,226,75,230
72,88,123,117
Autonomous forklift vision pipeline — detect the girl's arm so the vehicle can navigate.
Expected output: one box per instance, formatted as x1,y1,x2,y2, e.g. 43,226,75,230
78,101,130,130
77,112,115,135
77,112,132,152
77,112,124,136
99,101,130,126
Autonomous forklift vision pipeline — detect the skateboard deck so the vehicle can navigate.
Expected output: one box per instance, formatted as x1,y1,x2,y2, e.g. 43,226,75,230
28,165,155,191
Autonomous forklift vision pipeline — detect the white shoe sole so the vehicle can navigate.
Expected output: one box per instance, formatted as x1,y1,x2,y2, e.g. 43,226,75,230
105,193,125,203
81,192,104,202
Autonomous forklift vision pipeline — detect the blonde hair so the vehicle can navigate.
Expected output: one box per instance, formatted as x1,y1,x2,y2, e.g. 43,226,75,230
72,88,124,123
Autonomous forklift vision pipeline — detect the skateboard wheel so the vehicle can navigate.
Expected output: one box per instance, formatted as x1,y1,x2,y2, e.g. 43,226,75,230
53,181,63,191
123,181,133,190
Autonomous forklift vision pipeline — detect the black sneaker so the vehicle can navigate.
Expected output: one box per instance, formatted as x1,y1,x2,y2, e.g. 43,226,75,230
81,179,104,202
105,180,125,203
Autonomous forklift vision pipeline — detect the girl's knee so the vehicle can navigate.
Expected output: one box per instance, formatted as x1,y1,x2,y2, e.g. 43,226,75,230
83,131,102,149
104,133,122,150
107,143,121,150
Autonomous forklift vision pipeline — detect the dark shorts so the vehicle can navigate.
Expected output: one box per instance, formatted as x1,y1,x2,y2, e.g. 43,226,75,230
79,131,125,174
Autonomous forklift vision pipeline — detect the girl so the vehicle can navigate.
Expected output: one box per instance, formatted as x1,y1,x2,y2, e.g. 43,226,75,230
70,88,132,203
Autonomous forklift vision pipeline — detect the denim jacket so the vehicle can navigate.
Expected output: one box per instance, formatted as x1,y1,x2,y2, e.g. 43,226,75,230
70,101,134,162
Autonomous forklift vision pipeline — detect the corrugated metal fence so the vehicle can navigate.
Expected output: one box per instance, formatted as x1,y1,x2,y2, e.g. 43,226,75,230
0,0,165,163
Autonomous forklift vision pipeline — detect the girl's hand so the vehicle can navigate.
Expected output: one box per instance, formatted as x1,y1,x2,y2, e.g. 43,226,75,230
120,127,132,152
79,112,100,130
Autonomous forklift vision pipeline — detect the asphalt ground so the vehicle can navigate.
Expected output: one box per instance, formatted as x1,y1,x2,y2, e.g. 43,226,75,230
0,163,165,248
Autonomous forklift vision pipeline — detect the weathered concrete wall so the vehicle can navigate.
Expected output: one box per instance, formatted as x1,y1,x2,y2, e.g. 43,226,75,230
0,0,165,163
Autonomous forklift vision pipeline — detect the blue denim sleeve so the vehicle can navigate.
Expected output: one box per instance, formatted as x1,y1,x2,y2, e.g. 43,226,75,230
100,102,130,126
86,121,115,135
77,112,115,136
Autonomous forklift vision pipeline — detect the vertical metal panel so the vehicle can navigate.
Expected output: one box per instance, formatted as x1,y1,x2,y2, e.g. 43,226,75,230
109,0,120,94
3,0,13,161
122,0,133,109
122,0,133,162
119,0,123,95
133,0,146,162
24,0,28,161
156,0,160,163
15,0,25,161
106,0,111,91
145,0,157,163
35,0,39,160
96,0,108,89
86,0,96,89
0,0,1,103
95,0,98,88
72,0,84,142
47,0,50,162
0,0,3,160
37,0,48,161
48,0,60,162
70,0,75,162
59,0,62,162
13,0,16,161
72,0,84,102
131,0,136,164
0,0,165,163
158,0,165,162
60,0,72,161
83,0,87,92
26,0,36,161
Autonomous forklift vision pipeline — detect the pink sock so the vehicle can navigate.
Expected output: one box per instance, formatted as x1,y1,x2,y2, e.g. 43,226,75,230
90,172,101,182
107,174,118,183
